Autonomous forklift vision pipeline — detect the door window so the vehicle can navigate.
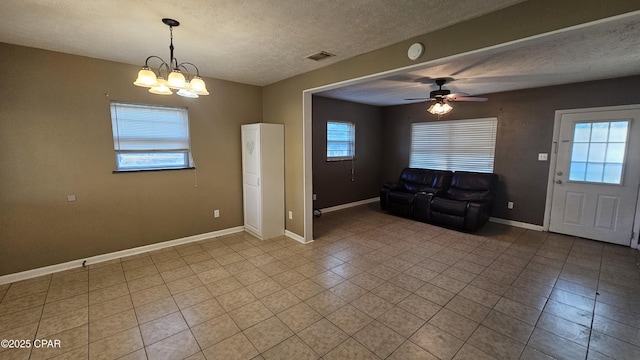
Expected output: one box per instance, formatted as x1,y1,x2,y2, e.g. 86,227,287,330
569,121,629,184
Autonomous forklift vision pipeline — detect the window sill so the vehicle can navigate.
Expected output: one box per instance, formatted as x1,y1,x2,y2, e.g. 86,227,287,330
112,167,196,174
326,158,355,162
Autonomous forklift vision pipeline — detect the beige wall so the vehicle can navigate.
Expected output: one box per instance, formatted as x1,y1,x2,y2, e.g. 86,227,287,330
263,0,640,237
0,43,262,275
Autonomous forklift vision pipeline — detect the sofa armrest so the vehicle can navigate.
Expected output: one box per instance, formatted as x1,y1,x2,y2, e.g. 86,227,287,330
380,187,390,210
380,182,401,211
465,201,492,231
414,192,435,222
382,181,403,191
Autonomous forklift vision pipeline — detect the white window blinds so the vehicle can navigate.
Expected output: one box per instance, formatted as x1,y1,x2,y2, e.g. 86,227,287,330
110,102,193,171
410,118,498,173
327,121,355,161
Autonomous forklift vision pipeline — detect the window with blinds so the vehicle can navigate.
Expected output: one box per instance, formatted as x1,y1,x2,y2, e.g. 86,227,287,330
327,121,355,161
110,102,193,171
410,118,498,173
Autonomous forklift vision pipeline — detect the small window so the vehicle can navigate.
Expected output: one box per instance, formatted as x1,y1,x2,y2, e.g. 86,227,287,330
569,120,629,184
410,118,497,173
327,121,355,161
110,102,193,171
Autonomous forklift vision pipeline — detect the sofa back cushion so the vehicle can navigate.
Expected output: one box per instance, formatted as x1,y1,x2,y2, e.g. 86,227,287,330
399,168,453,193
447,171,498,202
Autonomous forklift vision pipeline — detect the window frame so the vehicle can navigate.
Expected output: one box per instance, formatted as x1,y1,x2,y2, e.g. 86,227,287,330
326,121,355,161
410,117,498,173
110,101,194,172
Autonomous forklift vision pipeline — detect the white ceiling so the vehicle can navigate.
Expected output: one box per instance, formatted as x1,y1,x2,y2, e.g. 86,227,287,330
1,1,638,105
0,0,525,86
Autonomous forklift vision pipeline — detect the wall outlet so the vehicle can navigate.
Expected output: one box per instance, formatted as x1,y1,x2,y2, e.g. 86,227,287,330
67,195,77,202
507,201,514,209
538,153,548,161
288,211,293,220
214,209,220,218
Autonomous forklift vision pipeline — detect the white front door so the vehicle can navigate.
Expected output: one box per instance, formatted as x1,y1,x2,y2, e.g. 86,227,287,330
549,108,640,245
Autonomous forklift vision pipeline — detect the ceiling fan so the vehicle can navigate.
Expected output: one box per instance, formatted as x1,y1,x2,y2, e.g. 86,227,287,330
407,78,488,103
406,78,488,115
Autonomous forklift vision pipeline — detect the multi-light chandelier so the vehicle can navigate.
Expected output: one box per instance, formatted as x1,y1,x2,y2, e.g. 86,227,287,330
134,18,209,98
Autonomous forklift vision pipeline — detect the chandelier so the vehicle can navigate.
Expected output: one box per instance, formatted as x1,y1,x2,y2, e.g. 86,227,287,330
134,18,209,98
427,100,453,115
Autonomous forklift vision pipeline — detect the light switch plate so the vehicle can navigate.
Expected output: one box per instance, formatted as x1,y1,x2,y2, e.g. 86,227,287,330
538,153,548,161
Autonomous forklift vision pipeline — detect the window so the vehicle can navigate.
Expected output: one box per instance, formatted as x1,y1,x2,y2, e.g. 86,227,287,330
326,121,355,161
410,117,498,173
569,120,629,184
110,102,193,171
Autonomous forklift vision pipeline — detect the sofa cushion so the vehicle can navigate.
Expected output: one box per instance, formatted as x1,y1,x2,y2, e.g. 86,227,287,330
431,197,467,216
447,171,497,202
399,168,453,193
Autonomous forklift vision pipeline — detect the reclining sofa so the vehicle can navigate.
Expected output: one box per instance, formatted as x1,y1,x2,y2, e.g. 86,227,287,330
380,168,498,231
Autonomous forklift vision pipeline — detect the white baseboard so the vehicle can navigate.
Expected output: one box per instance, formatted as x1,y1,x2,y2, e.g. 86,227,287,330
320,197,379,214
489,217,544,231
0,226,245,285
0,214,542,285
317,199,544,233
285,230,311,244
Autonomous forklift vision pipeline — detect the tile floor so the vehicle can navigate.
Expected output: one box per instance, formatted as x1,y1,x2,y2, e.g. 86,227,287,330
1,204,640,360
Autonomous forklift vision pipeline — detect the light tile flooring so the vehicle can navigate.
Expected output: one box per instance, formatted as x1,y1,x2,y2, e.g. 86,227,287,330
1,204,640,360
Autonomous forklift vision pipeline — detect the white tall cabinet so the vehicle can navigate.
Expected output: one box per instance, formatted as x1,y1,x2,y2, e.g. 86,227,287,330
241,123,285,240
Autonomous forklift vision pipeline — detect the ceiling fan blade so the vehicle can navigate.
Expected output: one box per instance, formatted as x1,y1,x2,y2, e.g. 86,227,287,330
404,97,431,101
447,95,488,102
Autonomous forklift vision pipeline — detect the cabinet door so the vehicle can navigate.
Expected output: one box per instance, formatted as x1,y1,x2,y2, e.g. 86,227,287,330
242,126,261,235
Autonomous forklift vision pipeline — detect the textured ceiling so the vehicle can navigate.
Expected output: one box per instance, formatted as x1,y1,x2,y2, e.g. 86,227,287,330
0,0,526,86
318,11,640,106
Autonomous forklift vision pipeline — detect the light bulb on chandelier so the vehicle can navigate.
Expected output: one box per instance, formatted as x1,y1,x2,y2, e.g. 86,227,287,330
427,101,453,115
134,18,209,98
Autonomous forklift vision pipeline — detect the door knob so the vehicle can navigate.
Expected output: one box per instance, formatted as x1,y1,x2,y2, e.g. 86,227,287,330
557,171,563,176
555,179,563,184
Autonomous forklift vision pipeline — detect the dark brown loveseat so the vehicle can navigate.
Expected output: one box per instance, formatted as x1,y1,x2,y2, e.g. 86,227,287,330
380,168,498,231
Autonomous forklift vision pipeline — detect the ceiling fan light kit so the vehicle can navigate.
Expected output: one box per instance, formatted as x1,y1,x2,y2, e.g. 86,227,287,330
427,101,453,115
134,18,209,98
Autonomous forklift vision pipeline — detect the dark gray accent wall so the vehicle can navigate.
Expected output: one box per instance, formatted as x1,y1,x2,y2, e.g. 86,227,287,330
312,96,384,209
381,75,640,225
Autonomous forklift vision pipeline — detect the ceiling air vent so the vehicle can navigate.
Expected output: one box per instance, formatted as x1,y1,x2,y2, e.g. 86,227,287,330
306,51,335,61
